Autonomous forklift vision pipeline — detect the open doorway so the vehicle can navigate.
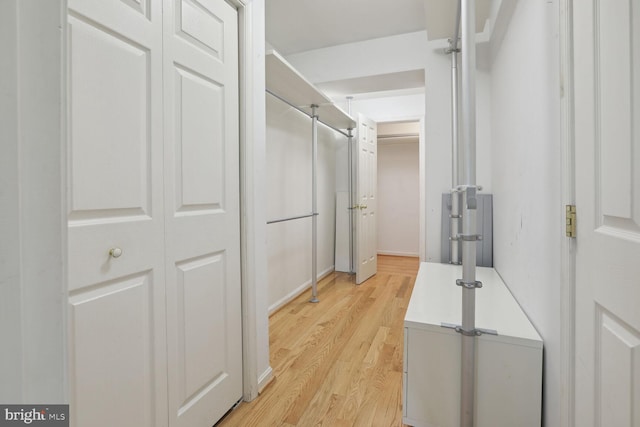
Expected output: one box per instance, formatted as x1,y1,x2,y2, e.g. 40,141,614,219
377,121,421,258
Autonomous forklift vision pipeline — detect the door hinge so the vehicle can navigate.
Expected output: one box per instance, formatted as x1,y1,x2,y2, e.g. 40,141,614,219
566,205,577,238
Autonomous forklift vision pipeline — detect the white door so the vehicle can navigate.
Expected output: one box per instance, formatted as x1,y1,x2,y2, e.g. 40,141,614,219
574,2,640,426
163,1,242,426
355,114,377,284
66,1,168,426
67,0,242,426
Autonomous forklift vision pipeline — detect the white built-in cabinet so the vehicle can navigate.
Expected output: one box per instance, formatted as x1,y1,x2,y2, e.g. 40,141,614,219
403,263,542,427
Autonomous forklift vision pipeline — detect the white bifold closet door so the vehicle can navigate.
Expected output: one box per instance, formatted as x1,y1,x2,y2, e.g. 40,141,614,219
356,114,378,284
66,0,241,426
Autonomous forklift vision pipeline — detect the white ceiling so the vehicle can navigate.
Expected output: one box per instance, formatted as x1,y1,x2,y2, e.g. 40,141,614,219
266,0,427,56
423,0,492,41
315,70,425,99
266,1,492,100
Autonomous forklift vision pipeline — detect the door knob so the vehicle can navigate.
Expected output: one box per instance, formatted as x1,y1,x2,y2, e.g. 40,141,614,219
109,247,123,258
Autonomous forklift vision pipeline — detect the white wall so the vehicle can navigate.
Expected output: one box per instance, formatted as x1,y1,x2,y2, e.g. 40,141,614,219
424,39,493,262
266,95,345,312
336,91,425,124
489,1,563,426
286,31,428,84
0,0,66,403
377,140,420,256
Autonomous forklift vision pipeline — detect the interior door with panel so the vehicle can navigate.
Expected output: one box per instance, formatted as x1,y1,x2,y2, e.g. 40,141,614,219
163,1,243,426
66,1,168,426
574,2,640,426
355,114,378,284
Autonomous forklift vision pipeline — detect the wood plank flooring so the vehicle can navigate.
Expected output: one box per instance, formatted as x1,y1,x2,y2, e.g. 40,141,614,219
217,255,420,427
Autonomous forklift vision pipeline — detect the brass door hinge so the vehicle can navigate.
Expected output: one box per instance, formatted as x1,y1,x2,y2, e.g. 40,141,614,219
566,205,576,238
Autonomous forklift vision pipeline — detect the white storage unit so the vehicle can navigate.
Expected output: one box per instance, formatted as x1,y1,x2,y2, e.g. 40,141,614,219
403,262,542,427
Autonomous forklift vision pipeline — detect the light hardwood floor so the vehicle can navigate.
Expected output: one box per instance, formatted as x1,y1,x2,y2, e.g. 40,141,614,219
217,255,420,427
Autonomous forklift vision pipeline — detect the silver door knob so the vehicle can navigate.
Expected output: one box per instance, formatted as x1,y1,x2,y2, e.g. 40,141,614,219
109,247,123,258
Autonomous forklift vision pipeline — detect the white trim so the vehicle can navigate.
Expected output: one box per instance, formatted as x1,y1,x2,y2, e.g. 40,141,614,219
0,0,67,402
257,366,274,393
559,0,576,426
419,116,427,261
61,0,70,401
377,250,420,258
235,0,257,402
268,267,335,315
234,0,271,402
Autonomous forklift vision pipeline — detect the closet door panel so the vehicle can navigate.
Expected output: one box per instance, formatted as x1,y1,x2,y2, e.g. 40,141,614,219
66,1,168,426
69,274,155,427
67,17,150,215
163,0,242,426
173,65,224,212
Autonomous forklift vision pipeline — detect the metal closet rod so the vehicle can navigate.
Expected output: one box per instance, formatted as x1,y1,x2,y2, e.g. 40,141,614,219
377,133,419,139
266,89,353,137
266,212,318,225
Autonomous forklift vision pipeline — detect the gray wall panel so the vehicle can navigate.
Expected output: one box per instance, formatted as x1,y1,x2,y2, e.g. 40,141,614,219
441,193,493,267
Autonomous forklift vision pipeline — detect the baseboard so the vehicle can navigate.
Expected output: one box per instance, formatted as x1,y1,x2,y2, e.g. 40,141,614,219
377,250,420,257
257,366,274,395
268,266,335,315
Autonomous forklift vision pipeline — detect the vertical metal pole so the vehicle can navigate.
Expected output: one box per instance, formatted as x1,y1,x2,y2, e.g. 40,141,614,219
449,43,461,265
460,0,477,426
310,105,319,303
461,2,476,186
347,97,355,274
347,129,355,274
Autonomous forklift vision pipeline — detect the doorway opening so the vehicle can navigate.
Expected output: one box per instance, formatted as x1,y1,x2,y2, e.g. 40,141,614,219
377,121,421,258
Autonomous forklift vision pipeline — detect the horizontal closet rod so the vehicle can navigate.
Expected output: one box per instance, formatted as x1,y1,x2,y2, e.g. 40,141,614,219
266,89,352,138
266,213,318,225
377,133,419,139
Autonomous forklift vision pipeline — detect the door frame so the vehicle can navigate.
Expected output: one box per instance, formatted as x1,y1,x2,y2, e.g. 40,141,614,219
232,0,273,400
356,113,426,260
3,0,270,405
0,0,68,402
559,0,576,425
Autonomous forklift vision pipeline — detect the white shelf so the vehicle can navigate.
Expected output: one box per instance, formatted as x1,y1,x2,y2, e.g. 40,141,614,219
265,50,356,131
